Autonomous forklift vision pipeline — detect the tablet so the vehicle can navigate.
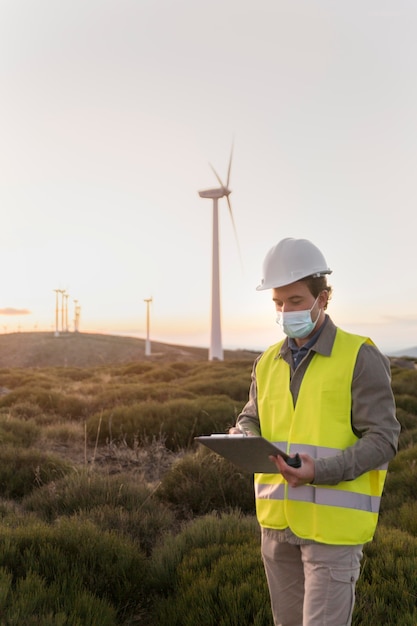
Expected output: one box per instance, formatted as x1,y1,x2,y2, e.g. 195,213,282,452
195,434,300,474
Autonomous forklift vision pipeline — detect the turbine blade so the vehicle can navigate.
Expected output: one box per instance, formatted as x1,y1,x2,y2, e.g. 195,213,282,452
227,195,244,272
226,140,234,188
210,163,226,189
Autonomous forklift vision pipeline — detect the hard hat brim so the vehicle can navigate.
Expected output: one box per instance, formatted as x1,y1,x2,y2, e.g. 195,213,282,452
256,270,332,291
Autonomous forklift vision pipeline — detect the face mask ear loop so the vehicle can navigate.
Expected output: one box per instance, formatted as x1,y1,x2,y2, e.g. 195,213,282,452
310,296,320,323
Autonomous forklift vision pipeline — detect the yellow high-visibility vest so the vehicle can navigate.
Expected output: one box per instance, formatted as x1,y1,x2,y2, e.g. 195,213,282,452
254,328,387,545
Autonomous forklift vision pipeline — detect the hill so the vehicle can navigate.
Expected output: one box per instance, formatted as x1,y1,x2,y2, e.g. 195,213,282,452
0,332,260,368
388,345,417,358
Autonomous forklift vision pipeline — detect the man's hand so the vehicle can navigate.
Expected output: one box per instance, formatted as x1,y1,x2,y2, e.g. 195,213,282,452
228,426,256,436
269,453,315,487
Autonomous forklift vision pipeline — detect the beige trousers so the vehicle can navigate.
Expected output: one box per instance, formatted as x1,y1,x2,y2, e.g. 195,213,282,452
261,528,363,626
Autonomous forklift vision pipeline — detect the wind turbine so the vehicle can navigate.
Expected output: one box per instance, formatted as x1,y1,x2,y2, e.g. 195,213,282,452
198,144,241,361
53,289,60,337
73,299,81,333
144,297,153,356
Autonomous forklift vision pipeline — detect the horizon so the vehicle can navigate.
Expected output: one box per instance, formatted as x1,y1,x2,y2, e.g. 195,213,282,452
1,324,416,359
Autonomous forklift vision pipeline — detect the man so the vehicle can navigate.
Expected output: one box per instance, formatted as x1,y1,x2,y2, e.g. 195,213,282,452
231,237,400,626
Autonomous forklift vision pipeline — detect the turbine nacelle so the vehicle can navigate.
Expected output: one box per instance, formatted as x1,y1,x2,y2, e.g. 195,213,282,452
198,187,231,200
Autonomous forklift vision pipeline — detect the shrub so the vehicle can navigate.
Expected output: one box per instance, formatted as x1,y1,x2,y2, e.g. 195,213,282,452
70,501,177,557
0,415,39,447
397,428,417,450
98,435,178,482
89,381,196,411
391,369,417,396
40,420,85,448
156,446,255,518
23,469,158,519
86,395,239,450
182,370,250,402
395,407,417,431
379,454,417,514
0,388,90,420
149,512,272,626
139,364,190,384
0,568,116,626
395,394,417,415
0,446,73,499
381,501,417,536
23,470,177,555
353,527,417,625
0,370,58,391
115,361,155,377
3,401,44,420
53,367,96,382
0,388,61,411
0,517,149,622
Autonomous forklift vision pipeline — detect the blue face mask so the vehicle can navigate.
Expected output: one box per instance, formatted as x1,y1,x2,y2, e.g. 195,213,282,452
276,297,320,339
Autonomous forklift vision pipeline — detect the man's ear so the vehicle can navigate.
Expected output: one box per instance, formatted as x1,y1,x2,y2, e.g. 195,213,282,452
318,290,329,309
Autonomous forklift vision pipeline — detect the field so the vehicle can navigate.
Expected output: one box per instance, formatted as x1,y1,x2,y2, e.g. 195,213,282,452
0,331,415,625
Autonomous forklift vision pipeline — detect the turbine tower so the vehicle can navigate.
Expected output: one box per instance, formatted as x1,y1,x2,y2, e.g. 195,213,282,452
144,297,153,356
53,289,60,337
198,144,240,361
73,299,81,333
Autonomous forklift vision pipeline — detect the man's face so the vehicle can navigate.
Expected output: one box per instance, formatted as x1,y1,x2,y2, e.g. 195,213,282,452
271,281,318,314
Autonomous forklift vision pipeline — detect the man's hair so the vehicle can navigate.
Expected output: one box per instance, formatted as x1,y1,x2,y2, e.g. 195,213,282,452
301,276,332,310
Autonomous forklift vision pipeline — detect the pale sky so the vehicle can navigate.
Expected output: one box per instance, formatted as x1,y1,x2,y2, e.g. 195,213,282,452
1,0,416,355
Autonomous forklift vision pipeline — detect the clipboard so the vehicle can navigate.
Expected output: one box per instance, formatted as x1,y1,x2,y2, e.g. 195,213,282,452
195,434,301,474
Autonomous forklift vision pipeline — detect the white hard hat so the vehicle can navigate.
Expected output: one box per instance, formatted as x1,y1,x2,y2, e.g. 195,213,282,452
256,237,332,290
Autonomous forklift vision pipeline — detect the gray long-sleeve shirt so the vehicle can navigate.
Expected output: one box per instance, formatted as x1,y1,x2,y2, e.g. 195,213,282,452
236,316,400,486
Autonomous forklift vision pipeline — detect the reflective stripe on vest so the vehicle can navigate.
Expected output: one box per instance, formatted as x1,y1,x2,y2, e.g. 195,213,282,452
256,483,381,514
274,441,389,470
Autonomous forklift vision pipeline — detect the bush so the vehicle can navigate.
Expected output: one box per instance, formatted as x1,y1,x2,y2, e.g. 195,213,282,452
89,381,197,412
0,567,116,626
353,527,417,625
380,449,417,513
0,371,56,392
395,394,417,415
0,388,90,420
182,368,251,402
149,512,272,626
396,407,417,431
0,446,73,499
70,501,177,557
396,407,417,450
381,501,417,536
53,367,96,382
0,517,149,623
24,469,158,518
23,470,177,555
391,369,417,397
86,395,240,450
2,401,44,420
0,415,39,447
157,446,255,518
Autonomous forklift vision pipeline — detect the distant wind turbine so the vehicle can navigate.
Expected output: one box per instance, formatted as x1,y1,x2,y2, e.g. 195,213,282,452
198,144,241,361
144,297,153,356
53,289,61,337
73,299,81,333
